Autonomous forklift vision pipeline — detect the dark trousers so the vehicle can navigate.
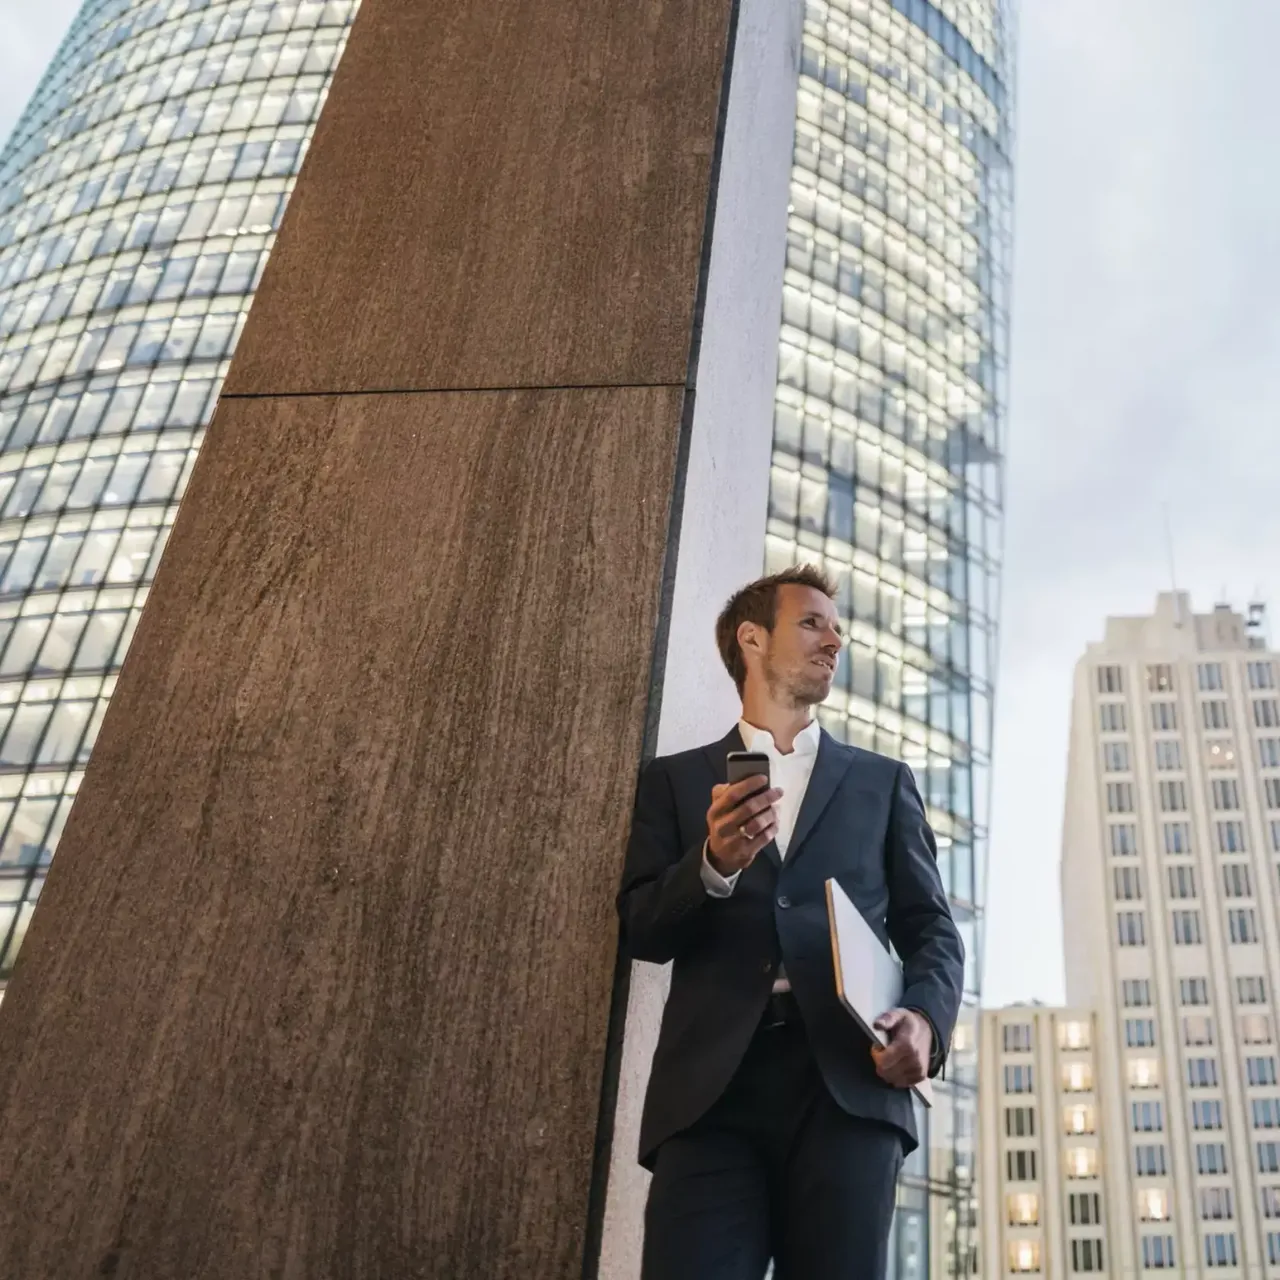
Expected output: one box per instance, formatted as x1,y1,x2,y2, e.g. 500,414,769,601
642,1007,905,1280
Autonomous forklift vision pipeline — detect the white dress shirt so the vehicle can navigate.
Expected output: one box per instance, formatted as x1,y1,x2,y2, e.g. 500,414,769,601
701,718,821,991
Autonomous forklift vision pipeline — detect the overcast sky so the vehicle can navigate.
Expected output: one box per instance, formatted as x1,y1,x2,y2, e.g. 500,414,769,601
3,4,1278,1009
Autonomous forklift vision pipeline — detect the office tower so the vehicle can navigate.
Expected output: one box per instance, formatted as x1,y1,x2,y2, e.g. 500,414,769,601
979,1006,1114,1279
766,2,1015,1275
1060,593,1280,1276
0,0,360,976
1,2,1015,1268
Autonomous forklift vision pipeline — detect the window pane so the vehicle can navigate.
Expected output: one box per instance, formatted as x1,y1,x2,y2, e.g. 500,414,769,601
70,531,121,588
34,612,89,673
0,617,46,677
0,798,56,866
72,612,128,671
0,704,53,767
35,701,93,766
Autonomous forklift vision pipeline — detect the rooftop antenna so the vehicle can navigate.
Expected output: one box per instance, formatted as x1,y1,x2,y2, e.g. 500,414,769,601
1162,503,1182,627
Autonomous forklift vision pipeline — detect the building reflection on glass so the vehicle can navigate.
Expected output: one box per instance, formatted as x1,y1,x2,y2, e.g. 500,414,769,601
766,1,1014,1276
0,0,363,976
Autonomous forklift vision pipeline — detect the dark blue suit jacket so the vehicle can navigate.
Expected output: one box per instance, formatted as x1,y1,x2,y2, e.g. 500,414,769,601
617,725,964,1168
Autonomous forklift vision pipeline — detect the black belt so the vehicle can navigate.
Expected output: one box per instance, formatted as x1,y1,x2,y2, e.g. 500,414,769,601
760,988,802,1030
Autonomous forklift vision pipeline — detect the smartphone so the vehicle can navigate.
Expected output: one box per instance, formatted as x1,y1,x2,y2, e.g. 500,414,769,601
726,751,771,795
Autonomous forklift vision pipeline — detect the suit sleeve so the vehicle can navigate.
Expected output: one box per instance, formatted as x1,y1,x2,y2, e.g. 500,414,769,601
884,762,966,1078
616,758,712,965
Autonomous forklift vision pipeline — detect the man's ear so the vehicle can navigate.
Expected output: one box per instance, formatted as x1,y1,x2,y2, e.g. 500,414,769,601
737,619,765,662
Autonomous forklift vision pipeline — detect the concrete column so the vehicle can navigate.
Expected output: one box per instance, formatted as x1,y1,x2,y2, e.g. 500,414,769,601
0,1,798,1276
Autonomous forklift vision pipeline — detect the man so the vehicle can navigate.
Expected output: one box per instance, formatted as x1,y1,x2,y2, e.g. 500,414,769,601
617,565,964,1280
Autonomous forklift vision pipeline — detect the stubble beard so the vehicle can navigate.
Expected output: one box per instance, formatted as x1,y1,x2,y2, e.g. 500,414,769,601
765,659,829,711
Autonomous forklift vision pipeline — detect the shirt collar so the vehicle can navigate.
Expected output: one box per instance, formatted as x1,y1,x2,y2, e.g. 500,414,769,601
738,717,821,758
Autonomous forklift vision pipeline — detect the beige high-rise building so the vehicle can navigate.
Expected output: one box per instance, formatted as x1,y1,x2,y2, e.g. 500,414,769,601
979,594,1280,1279
979,1006,1114,1279
1057,593,1280,1277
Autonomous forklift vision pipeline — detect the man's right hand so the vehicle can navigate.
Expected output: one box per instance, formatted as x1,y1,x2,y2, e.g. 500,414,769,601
705,777,783,876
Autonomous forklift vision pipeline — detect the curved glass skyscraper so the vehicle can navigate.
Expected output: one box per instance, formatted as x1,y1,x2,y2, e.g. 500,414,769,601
765,2,1014,1276
1,1,1012,1272
0,0,360,976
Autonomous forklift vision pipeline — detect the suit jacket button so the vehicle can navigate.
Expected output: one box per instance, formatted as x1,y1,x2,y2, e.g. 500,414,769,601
761,960,773,973
777,895,791,909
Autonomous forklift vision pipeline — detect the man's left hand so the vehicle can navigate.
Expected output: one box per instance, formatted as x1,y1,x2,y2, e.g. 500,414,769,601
871,1008,932,1088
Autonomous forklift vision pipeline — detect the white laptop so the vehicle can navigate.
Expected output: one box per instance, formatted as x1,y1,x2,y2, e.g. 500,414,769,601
825,878,933,1107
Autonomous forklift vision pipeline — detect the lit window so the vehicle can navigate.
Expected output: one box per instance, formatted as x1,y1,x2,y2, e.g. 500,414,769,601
1060,1020,1090,1050
1183,1015,1214,1046
1009,1240,1041,1273
1067,1147,1098,1179
1139,1188,1170,1221
1243,1014,1273,1045
1063,1062,1094,1092
1007,1192,1039,1226
1066,1105,1096,1135
1129,1058,1159,1089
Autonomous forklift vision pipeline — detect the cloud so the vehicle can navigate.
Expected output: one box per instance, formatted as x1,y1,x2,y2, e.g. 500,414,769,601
985,0,1280,1006
0,5,83,150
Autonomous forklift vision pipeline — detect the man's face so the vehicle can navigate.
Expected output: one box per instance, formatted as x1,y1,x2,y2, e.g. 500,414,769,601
744,584,843,708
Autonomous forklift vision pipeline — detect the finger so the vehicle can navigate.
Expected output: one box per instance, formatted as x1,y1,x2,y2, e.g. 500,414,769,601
873,1050,924,1088
726,774,771,801
874,1008,906,1035
718,776,776,811
714,806,773,846
739,807,779,840
728,788,784,826
886,1062,926,1088
874,1039,910,1072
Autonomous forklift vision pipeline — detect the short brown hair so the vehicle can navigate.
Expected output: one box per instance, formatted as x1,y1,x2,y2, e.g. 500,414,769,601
715,565,836,695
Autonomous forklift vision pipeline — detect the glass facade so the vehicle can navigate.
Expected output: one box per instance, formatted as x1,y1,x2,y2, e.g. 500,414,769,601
0,0,360,975
0,1,1012,1274
765,1,1014,1278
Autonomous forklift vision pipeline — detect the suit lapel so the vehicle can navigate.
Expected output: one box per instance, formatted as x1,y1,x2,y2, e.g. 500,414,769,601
703,724,781,871
786,731,853,866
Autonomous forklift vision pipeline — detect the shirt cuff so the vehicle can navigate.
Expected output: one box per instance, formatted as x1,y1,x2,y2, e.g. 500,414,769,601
700,840,741,898
906,1006,945,1077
